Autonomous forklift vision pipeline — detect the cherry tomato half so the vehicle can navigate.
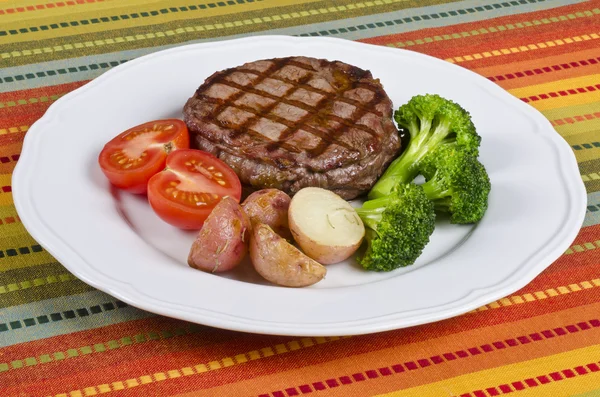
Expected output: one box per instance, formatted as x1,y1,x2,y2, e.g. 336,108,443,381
98,119,189,193
147,149,242,229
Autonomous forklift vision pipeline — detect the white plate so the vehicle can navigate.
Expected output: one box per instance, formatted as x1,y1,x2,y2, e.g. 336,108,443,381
13,36,586,336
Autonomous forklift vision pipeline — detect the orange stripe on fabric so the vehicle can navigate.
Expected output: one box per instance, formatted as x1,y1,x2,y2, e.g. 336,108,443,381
361,1,600,49
173,303,600,397
0,131,25,147
0,81,87,103
7,337,346,396
0,142,21,174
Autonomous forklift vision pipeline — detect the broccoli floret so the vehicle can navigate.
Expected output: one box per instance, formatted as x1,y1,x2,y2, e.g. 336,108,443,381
420,145,491,224
368,94,481,199
356,183,435,272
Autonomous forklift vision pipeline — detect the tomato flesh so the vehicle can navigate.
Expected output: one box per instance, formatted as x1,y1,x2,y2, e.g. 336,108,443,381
148,149,242,229
98,119,189,193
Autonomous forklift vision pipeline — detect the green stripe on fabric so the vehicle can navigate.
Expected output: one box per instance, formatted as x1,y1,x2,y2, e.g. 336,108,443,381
0,59,128,85
299,0,556,38
573,142,600,151
0,0,266,38
585,192,600,227
0,291,154,347
0,299,128,334
0,0,459,67
0,262,93,308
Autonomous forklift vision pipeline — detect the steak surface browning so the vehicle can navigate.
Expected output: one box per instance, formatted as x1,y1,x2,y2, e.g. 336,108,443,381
183,56,401,199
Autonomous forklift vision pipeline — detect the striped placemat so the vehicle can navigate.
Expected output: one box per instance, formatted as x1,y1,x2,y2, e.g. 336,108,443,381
1,0,599,395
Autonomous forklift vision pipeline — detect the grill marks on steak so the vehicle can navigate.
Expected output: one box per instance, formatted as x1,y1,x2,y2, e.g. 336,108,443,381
184,56,400,199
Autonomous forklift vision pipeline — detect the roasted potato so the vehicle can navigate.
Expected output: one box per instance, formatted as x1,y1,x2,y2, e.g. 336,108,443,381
249,223,326,287
241,188,292,239
289,187,365,264
188,197,251,273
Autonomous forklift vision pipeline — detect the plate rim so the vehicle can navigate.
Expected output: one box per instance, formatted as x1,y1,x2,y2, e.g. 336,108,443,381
12,35,588,336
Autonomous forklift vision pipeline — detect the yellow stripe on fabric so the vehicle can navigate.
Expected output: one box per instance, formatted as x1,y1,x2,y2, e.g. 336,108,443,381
0,94,62,109
0,0,317,45
0,219,27,238
0,0,411,58
508,74,600,111
374,344,600,397
387,8,600,49
0,273,76,295
575,389,600,397
0,174,14,206
0,125,28,136
446,32,600,64
470,277,600,313
566,240,600,254
582,173,600,182
50,336,347,397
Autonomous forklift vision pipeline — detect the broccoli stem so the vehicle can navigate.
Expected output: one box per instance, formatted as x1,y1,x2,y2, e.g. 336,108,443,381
368,117,452,199
420,177,450,200
355,206,384,232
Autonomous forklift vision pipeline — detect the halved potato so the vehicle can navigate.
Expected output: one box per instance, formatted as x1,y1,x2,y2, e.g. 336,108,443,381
187,197,251,273
288,187,365,264
249,223,326,287
241,188,292,240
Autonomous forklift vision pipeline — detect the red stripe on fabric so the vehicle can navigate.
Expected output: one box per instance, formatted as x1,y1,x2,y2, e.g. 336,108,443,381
0,132,26,147
520,83,599,102
258,320,600,397
0,215,21,226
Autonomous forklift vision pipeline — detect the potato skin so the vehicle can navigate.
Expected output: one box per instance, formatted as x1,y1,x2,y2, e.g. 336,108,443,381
187,197,251,273
249,223,326,287
242,189,292,240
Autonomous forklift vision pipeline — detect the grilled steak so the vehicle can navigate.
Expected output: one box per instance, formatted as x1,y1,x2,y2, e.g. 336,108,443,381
183,56,401,200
